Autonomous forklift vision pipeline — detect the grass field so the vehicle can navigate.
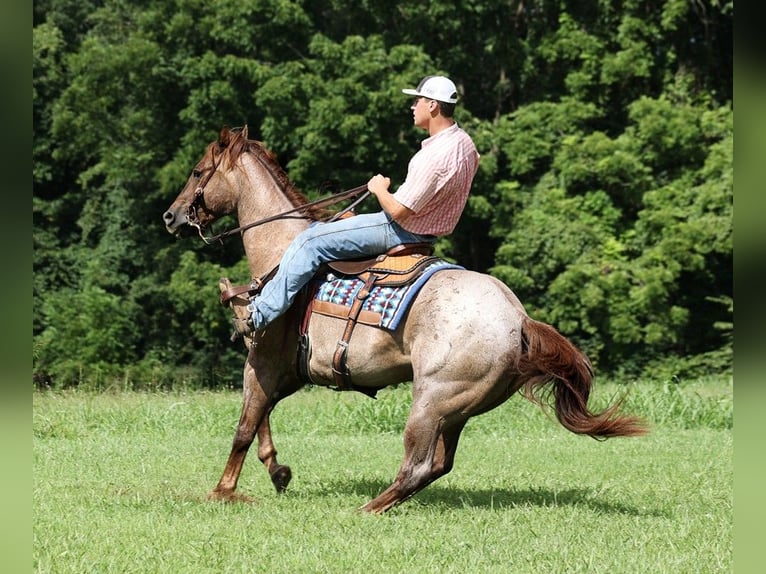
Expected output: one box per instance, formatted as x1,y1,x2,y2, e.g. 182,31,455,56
33,377,732,573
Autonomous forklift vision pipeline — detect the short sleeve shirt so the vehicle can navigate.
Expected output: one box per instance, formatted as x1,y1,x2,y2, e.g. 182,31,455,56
392,123,479,236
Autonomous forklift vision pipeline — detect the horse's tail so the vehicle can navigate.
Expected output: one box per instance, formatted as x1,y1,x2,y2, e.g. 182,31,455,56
517,317,648,439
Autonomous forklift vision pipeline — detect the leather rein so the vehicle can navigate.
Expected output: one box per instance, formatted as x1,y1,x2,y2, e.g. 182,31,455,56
185,145,370,245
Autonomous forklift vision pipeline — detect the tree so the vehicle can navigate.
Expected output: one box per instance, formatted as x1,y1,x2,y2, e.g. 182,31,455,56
33,0,733,386
490,88,731,374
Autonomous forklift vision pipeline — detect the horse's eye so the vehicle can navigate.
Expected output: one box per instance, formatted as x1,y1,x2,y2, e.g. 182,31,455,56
192,169,202,179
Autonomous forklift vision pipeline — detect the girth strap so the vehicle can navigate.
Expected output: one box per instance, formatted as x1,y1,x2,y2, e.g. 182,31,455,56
331,272,379,391
296,284,319,387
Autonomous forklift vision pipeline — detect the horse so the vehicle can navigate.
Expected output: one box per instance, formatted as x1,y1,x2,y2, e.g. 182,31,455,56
162,126,647,514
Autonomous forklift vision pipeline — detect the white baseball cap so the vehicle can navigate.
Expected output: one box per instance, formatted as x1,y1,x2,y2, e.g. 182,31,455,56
402,75,458,104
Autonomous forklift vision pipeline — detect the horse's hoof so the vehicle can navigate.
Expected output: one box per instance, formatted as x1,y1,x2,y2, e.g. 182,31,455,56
358,503,383,514
270,465,292,493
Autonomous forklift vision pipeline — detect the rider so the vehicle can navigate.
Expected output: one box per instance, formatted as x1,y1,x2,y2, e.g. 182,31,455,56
236,74,480,335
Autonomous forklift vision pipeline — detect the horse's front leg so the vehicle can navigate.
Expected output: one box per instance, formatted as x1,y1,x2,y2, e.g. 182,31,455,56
211,277,292,499
256,411,292,493
208,360,291,501
206,368,262,502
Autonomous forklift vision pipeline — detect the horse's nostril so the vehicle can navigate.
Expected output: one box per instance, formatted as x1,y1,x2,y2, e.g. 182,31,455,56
162,210,174,224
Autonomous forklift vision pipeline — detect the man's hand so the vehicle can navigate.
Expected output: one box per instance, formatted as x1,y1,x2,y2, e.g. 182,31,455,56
367,174,391,195
367,174,414,223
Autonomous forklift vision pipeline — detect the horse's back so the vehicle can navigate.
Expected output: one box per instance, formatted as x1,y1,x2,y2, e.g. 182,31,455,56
406,268,527,332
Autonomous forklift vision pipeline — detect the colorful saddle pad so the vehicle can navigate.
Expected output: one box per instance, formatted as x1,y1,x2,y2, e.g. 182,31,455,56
313,259,463,330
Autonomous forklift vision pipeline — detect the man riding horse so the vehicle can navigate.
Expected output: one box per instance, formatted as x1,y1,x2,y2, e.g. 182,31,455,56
235,75,480,336
162,74,646,514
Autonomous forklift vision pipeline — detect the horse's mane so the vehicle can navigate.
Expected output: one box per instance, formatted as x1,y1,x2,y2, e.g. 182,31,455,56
216,127,331,221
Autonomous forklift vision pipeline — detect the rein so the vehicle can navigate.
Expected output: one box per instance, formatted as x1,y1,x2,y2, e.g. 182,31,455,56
192,185,370,245
185,139,370,245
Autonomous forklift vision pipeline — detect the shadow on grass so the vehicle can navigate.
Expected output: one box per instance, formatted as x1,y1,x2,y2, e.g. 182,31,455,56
311,477,668,518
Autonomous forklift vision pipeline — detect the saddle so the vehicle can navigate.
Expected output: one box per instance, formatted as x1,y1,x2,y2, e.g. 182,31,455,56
309,245,441,395
219,243,438,397
218,242,435,305
326,242,435,278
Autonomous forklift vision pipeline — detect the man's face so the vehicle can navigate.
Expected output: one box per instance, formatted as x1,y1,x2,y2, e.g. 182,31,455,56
410,96,434,129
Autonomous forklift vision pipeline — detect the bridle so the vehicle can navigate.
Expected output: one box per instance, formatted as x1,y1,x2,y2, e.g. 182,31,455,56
185,145,224,240
185,144,370,245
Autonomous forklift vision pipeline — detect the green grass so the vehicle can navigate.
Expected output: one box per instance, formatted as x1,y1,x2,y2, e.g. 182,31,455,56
33,377,732,573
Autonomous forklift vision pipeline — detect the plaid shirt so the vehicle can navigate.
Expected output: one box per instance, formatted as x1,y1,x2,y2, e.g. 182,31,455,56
393,123,479,236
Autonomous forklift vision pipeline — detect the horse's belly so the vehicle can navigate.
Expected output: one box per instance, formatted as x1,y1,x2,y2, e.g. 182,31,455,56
306,315,412,387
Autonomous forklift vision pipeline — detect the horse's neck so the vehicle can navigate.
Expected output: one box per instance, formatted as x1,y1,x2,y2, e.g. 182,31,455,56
241,219,307,279
235,156,309,279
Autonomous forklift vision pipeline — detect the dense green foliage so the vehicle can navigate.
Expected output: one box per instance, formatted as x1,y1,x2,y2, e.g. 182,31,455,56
33,0,733,387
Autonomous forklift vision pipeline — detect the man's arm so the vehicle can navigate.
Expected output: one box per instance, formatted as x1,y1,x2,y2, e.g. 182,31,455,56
367,174,414,224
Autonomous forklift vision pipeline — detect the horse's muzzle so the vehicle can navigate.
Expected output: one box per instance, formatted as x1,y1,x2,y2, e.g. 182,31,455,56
162,208,187,234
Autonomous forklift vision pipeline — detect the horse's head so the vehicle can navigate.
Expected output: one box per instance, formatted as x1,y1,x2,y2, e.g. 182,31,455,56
162,126,249,236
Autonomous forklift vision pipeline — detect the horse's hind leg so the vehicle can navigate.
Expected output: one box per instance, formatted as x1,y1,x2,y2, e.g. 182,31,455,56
360,404,467,514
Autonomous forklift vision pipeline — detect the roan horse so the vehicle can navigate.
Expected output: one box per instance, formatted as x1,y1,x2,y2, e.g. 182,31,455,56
162,127,647,513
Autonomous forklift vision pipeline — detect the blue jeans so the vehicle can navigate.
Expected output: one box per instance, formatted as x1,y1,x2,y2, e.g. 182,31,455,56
250,211,434,328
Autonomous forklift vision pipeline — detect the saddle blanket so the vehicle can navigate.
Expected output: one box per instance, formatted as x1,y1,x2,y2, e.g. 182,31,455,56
313,259,463,331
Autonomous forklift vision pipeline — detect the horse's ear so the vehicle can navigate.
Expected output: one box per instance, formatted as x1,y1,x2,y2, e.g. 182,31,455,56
218,127,231,147
242,125,249,140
